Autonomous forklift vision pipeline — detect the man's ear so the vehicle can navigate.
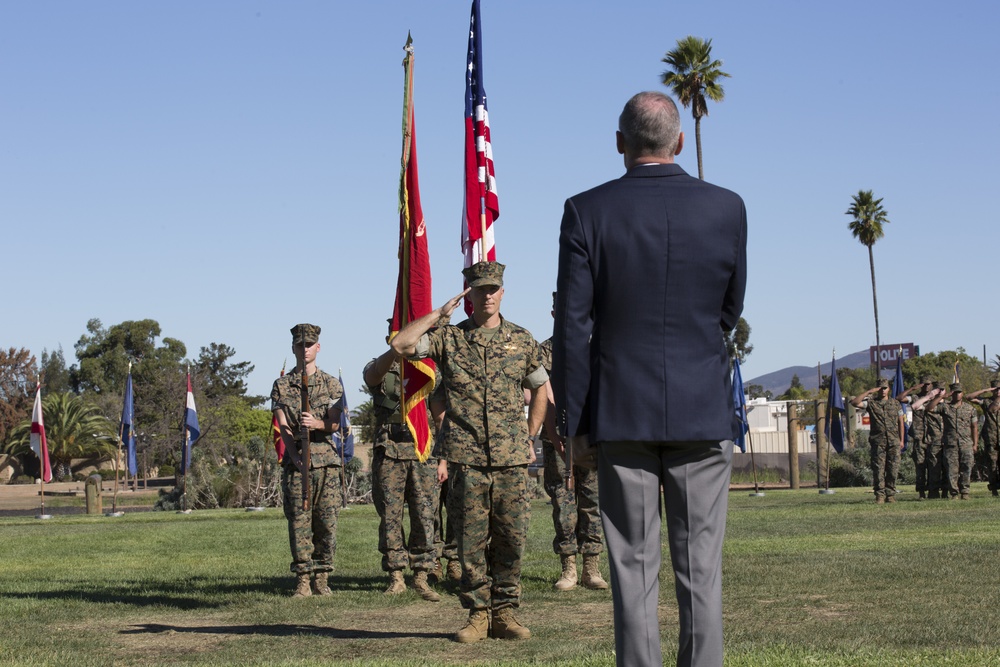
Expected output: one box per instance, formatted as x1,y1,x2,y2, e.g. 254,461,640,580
675,131,684,156
616,130,625,155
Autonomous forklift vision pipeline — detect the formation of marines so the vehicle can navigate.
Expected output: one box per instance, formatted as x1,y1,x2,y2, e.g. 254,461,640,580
270,261,609,643
858,377,1000,502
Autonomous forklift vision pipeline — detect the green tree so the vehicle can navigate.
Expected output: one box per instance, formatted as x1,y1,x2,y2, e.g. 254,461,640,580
39,347,73,395
0,347,37,450
6,392,116,480
902,349,987,393
724,317,753,365
194,342,262,407
661,35,730,180
745,383,772,401
846,190,890,377
777,374,811,401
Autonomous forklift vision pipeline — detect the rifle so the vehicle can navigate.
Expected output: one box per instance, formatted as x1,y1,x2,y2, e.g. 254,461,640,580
300,365,311,511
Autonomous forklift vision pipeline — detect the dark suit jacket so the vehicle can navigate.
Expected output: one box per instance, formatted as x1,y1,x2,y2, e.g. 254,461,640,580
552,163,746,443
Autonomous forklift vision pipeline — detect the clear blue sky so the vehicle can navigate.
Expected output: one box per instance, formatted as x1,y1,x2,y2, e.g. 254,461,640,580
3,1,999,409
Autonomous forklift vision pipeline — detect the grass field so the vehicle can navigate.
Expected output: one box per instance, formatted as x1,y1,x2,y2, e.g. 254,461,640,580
2,485,1000,666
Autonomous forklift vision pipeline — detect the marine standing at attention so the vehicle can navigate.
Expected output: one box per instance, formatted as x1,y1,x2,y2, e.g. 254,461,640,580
271,323,344,597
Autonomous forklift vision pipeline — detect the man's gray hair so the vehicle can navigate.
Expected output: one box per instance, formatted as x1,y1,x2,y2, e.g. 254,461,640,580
618,92,681,158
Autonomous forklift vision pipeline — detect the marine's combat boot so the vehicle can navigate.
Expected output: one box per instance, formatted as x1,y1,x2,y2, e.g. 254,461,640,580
581,554,609,590
429,559,444,583
292,574,312,598
490,608,531,640
455,610,489,643
446,559,462,582
384,570,406,595
553,554,577,591
412,570,441,602
311,572,332,596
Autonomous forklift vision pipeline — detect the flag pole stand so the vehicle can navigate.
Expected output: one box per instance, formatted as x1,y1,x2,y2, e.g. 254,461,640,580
36,478,52,520
747,431,765,497
819,427,836,494
176,475,192,514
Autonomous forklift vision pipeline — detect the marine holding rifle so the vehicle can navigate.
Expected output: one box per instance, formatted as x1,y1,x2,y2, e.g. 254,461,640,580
271,323,344,597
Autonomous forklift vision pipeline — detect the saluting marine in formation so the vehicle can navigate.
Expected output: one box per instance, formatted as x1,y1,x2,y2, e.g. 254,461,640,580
364,325,441,602
967,380,1000,497
928,383,979,500
851,378,905,504
271,323,344,597
897,376,937,499
391,261,549,643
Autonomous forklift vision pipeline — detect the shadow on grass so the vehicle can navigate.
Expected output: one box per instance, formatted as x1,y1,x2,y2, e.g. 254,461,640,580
122,622,451,640
5,574,417,609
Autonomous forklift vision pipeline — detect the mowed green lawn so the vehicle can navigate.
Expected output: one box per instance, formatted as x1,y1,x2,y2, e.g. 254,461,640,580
2,486,999,666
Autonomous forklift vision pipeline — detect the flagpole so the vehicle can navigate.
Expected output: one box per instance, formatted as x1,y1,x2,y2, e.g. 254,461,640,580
111,360,131,515
38,379,46,517
181,365,189,513
820,349,837,495
338,367,347,509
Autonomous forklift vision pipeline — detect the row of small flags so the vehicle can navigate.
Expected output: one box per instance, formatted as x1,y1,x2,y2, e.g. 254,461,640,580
27,370,200,485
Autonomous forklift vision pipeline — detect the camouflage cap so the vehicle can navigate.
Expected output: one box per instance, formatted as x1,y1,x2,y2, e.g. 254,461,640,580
877,378,891,389
992,379,1000,389
290,323,321,345
921,375,934,384
950,382,963,394
463,261,505,288
933,380,945,390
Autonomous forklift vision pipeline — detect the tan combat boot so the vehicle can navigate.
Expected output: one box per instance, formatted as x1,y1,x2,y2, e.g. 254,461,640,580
384,570,406,595
581,555,609,590
553,554,577,591
455,610,489,643
491,608,531,640
413,570,441,602
292,573,312,598
447,559,462,582
429,559,444,583
312,572,332,596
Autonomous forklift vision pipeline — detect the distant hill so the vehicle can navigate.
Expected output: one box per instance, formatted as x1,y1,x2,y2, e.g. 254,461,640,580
748,350,871,397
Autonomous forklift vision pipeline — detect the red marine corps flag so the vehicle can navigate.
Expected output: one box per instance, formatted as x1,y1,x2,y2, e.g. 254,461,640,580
393,34,436,461
30,382,52,483
271,361,286,463
461,0,498,314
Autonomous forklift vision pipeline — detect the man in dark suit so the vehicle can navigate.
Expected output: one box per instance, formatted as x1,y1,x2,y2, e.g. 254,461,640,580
552,91,747,667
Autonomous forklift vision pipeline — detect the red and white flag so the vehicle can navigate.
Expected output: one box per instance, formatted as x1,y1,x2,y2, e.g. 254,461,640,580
30,384,52,483
461,0,498,313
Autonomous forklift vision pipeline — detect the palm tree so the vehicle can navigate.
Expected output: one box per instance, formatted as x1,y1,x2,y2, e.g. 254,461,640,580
661,36,730,180
846,190,890,378
6,392,116,479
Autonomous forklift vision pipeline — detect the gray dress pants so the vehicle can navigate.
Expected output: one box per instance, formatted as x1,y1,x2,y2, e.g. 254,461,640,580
598,440,733,667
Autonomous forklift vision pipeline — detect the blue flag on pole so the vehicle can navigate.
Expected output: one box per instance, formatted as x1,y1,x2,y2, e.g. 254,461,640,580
180,372,199,475
892,352,908,451
732,358,749,453
334,372,354,465
825,356,846,454
121,371,137,475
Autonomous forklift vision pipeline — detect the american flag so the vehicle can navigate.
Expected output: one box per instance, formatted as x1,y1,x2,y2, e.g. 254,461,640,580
462,0,498,311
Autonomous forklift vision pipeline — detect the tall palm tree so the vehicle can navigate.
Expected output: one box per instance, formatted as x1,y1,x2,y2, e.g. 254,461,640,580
6,392,116,479
661,36,730,180
846,190,891,378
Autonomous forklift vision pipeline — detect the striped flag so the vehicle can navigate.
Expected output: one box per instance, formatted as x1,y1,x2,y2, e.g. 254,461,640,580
29,384,52,483
180,372,199,475
271,362,286,462
461,0,498,314
395,34,436,461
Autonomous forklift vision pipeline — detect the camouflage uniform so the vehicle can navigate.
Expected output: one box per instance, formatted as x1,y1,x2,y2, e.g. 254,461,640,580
409,315,548,612
935,400,978,497
862,394,903,500
924,400,946,498
975,399,1000,495
271,367,344,576
908,398,929,495
539,338,603,557
366,359,439,574
429,379,460,565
